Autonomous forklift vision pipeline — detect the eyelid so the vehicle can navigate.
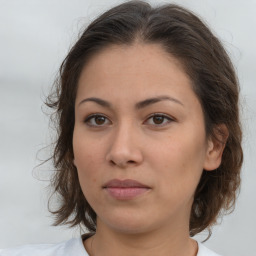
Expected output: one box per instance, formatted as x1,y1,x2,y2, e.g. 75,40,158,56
144,113,175,126
84,113,111,127
83,113,175,127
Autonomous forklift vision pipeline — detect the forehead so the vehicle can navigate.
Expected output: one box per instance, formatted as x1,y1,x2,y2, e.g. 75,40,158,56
80,43,186,79
76,43,198,109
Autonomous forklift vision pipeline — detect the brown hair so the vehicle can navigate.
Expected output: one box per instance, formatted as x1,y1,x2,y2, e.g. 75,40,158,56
46,0,243,238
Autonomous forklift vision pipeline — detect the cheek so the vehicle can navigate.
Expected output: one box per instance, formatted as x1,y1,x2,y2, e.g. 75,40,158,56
73,133,104,187
149,130,206,191
73,141,104,209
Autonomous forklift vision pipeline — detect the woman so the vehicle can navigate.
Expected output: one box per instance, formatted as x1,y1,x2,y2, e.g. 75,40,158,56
0,0,243,255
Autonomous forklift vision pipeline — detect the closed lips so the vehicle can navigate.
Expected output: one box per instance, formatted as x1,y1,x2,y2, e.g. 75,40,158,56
103,179,151,200
103,179,150,188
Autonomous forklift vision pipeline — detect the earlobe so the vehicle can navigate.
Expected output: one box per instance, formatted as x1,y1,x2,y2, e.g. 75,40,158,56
73,158,77,167
203,124,229,171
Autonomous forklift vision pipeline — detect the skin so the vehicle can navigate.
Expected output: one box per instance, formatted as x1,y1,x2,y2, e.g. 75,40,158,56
73,43,225,256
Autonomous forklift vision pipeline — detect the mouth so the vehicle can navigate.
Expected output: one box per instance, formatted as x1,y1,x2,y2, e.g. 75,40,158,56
103,179,151,200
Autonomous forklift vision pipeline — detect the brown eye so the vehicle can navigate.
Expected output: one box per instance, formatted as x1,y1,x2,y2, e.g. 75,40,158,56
146,114,174,127
153,115,164,124
84,114,110,127
94,116,106,125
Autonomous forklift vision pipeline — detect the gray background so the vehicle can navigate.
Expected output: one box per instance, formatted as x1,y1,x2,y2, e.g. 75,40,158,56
0,0,255,255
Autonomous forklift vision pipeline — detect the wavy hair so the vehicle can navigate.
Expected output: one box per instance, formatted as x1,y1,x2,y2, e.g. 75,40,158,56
46,0,243,238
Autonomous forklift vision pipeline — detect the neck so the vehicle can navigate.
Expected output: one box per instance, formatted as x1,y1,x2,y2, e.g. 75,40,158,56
84,219,198,256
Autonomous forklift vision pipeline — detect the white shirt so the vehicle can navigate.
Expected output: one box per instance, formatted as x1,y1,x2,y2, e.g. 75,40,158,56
0,237,221,256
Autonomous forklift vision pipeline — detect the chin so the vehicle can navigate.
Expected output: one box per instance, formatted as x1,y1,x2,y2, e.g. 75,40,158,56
97,211,158,235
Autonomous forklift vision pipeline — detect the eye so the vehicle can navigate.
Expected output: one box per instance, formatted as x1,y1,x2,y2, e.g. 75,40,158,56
84,114,111,127
84,113,174,128
145,113,174,127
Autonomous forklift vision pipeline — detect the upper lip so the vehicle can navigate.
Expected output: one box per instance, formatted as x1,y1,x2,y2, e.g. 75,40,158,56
103,179,150,188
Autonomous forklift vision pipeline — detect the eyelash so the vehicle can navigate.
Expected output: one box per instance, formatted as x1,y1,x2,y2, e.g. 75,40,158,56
84,113,175,128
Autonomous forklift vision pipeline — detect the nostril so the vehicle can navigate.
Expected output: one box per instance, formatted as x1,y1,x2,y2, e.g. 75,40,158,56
109,159,136,167
110,160,115,165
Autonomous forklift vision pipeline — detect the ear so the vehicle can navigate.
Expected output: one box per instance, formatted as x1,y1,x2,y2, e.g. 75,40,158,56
73,158,77,167
203,124,229,171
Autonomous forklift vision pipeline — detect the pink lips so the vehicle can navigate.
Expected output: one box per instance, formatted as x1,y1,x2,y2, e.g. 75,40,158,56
103,179,151,200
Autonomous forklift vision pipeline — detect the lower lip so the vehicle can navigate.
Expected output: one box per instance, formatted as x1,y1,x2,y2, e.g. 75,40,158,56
104,187,150,200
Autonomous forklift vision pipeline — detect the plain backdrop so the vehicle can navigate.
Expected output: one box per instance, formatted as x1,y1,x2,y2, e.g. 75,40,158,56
0,0,255,255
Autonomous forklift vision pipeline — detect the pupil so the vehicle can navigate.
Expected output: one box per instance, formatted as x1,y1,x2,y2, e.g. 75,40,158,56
154,116,163,124
96,116,105,125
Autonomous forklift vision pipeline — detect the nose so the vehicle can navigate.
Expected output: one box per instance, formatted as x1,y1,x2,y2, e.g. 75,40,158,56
105,122,143,168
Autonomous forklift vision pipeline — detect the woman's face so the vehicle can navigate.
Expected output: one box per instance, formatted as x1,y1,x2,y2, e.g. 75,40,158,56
73,43,217,234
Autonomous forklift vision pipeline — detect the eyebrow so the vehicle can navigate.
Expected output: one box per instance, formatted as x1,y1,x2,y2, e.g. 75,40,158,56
78,95,184,109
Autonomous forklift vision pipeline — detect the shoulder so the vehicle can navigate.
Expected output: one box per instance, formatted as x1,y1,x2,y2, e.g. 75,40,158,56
197,242,222,256
0,237,88,256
